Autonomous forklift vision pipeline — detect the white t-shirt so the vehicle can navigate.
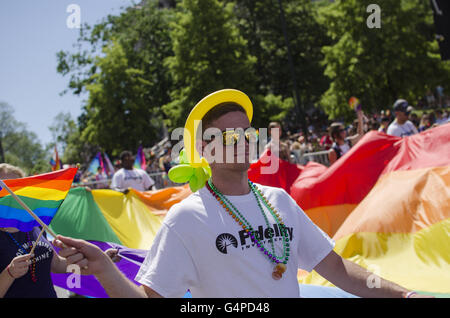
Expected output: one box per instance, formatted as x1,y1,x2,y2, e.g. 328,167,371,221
386,120,418,137
135,184,335,298
338,142,351,155
110,168,155,192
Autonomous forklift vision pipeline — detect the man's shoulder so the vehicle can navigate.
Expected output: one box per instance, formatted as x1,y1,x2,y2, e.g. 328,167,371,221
135,168,151,176
164,191,205,224
112,168,125,177
386,121,400,134
387,120,399,129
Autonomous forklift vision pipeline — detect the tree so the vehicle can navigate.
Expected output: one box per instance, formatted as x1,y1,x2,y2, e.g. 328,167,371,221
234,0,331,100
162,0,257,129
0,102,49,174
49,112,77,157
319,0,450,120
81,40,158,156
57,0,175,157
229,0,331,130
48,112,88,165
162,0,295,132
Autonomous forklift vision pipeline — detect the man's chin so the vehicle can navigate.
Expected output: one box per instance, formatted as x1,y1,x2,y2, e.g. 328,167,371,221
211,161,251,171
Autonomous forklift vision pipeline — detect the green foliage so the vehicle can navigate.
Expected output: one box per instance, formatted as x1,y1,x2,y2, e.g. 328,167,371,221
57,0,174,157
48,112,88,165
251,94,294,128
82,40,155,156
0,102,49,175
230,0,330,107
162,0,257,129
319,0,450,119
52,0,450,168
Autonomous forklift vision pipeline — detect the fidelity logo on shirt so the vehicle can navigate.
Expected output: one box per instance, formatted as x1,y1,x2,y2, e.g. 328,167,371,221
215,224,293,254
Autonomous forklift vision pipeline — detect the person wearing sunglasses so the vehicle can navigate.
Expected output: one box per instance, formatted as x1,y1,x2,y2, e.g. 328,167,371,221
328,108,364,165
53,90,428,299
201,123,259,167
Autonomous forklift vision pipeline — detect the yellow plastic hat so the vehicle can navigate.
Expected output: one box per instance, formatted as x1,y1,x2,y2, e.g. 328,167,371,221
168,89,253,192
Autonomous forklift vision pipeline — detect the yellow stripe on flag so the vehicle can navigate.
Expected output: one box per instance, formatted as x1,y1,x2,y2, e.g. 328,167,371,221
91,189,163,249
9,187,68,202
299,218,450,294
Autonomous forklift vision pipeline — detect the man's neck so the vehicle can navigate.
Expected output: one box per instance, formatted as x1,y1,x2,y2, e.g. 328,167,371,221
396,118,407,125
210,170,250,196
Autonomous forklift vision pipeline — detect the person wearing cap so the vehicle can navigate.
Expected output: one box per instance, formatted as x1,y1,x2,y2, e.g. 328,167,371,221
52,90,431,298
386,100,418,137
110,150,155,193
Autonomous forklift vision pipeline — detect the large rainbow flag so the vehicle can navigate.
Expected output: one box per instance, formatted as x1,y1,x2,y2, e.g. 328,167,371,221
49,124,449,297
49,185,189,297
0,168,78,232
249,123,450,296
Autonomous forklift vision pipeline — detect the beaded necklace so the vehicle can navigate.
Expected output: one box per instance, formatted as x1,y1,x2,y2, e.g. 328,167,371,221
6,232,37,283
206,179,290,280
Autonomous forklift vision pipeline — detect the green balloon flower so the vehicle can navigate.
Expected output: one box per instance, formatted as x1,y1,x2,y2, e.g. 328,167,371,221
168,149,212,192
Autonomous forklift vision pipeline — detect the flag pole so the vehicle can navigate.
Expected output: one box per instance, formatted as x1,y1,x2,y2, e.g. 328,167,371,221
0,179,59,238
30,227,45,255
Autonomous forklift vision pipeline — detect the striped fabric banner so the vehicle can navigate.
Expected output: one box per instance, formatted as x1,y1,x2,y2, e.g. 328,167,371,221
0,168,78,232
249,123,450,296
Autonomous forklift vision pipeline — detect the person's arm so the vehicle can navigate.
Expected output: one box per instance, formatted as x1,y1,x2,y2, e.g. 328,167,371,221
348,110,364,146
328,149,337,165
314,250,432,298
142,172,155,191
53,235,161,298
0,254,33,298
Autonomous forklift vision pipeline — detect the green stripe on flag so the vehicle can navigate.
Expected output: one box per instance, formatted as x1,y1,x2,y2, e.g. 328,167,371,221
0,195,63,210
50,187,122,244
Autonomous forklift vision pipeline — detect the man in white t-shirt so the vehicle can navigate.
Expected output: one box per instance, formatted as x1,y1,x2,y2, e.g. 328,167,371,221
110,151,155,193
386,99,419,137
53,90,428,298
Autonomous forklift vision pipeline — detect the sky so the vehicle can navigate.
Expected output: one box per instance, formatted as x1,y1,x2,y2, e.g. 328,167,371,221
0,0,134,147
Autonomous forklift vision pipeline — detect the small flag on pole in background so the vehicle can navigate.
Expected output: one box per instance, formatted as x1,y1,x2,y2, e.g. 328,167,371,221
49,146,62,171
134,146,146,170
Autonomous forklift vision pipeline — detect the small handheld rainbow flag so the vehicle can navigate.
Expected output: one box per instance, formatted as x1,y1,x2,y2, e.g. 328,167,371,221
134,146,146,170
0,168,77,232
348,96,362,112
103,152,115,177
88,152,104,175
49,146,62,171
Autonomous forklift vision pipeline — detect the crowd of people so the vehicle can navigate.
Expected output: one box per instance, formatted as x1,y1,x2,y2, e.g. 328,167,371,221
75,87,450,189
75,146,178,191
275,96,449,166
2,87,442,298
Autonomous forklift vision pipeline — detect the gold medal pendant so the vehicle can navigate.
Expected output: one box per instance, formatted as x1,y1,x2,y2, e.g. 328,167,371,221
272,263,287,280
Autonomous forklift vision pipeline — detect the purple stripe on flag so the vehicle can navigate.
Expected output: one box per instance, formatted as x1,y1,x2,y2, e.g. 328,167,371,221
51,241,147,298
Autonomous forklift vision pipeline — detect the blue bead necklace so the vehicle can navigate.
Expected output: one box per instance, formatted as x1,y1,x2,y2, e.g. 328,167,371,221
6,231,37,283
